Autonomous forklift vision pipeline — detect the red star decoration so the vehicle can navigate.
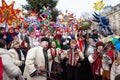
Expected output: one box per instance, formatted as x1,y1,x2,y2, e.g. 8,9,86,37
0,0,21,25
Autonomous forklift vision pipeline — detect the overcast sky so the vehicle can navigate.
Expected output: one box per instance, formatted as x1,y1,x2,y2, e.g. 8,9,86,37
0,0,120,18
56,0,120,17
0,0,27,10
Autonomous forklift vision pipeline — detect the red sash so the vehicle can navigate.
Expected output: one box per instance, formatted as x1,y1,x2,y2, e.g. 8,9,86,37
0,56,3,80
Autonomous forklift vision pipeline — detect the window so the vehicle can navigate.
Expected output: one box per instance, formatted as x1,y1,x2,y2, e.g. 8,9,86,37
114,8,117,11
113,15,116,20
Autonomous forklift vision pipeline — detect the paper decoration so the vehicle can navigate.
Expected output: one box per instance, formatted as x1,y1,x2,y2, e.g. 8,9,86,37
92,12,113,35
93,0,105,11
56,11,74,30
0,0,21,25
38,6,54,31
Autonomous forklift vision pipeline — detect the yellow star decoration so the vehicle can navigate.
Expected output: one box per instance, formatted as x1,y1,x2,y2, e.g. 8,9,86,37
0,0,21,25
93,0,105,11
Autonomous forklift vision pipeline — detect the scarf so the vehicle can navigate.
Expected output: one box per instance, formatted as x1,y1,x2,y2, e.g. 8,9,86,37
43,48,49,79
77,39,84,52
14,48,22,60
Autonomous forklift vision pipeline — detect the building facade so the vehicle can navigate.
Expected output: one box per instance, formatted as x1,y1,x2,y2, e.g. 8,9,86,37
103,3,120,35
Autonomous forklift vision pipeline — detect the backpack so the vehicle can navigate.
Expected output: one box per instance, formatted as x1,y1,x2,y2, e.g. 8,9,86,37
0,56,3,80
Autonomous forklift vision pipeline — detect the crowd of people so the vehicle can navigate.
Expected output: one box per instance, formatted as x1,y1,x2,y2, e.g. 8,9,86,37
0,25,120,80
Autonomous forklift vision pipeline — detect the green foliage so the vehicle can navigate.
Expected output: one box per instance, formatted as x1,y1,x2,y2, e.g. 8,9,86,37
81,21,92,30
22,0,59,21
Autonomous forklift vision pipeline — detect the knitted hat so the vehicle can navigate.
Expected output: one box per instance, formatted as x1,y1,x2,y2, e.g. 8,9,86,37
96,41,105,47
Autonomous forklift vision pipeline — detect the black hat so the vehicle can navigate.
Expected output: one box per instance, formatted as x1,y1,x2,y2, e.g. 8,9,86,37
41,37,49,42
0,27,4,30
92,29,97,32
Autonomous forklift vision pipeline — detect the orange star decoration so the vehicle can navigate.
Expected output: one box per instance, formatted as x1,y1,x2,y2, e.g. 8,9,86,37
0,0,21,25
93,0,105,11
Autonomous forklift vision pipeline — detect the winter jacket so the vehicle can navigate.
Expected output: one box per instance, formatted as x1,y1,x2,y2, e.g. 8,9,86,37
23,46,47,80
0,48,21,80
111,61,120,80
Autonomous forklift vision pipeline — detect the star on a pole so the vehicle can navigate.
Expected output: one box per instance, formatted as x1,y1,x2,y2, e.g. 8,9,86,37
93,0,105,11
0,0,21,25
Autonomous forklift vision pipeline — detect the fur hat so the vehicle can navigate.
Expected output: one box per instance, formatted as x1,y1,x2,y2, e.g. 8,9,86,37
11,41,19,47
41,37,49,42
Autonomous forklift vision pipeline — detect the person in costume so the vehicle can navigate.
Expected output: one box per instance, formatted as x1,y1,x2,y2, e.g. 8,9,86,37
9,41,25,75
20,40,30,60
0,27,13,49
7,27,16,38
61,39,84,80
0,39,22,80
14,27,20,36
60,30,71,80
89,41,105,80
24,37,50,80
54,28,62,47
47,39,63,80
90,29,99,42
86,36,96,57
7,27,20,49
102,42,115,80
60,30,71,50
28,31,38,48
76,31,94,80
111,53,120,80
18,28,29,46
75,30,85,52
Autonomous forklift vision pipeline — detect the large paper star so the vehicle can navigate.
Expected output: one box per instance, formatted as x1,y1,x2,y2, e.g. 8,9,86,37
93,0,105,11
0,0,21,25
